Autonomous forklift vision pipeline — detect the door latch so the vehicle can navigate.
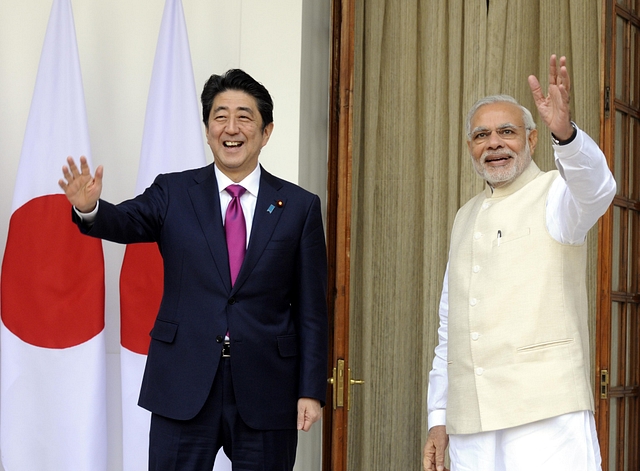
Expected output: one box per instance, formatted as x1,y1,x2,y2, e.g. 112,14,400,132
328,359,346,409
328,359,364,410
600,369,609,399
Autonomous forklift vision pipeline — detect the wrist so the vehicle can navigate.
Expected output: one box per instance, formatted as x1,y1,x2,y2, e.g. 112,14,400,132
551,121,577,145
76,203,97,214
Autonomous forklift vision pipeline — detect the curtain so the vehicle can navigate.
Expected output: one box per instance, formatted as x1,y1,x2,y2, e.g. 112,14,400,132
348,1,601,469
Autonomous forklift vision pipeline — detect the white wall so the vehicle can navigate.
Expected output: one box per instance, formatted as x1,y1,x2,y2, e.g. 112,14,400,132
0,0,330,469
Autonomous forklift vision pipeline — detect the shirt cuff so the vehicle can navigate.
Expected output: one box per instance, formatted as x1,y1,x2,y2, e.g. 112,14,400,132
428,409,446,430
73,201,99,223
552,126,585,160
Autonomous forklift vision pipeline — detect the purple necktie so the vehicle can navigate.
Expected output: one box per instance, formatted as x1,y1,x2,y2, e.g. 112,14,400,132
225,185,247,286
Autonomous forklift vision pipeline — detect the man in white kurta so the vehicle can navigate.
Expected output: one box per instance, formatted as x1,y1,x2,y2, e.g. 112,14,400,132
423,55,616,471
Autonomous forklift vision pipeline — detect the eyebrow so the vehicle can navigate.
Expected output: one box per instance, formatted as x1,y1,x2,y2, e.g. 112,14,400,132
471,122,520,134
213,105,255,115
469,123,524,136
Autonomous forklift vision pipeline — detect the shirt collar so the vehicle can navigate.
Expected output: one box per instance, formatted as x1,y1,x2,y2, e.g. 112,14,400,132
214,164,261,197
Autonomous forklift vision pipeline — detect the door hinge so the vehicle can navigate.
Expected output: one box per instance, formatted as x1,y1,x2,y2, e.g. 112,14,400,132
600,369,609,399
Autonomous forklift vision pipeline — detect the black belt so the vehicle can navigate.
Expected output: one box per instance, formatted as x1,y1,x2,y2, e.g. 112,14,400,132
221,341,231,358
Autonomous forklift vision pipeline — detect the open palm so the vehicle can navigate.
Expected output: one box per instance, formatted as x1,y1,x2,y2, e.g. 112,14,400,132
58,156,103,213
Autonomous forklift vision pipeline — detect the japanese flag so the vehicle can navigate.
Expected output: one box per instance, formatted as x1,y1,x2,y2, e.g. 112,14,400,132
0,0,107,470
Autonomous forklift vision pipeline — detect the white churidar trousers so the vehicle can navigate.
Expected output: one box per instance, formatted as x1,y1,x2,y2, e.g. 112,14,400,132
449,411,601,471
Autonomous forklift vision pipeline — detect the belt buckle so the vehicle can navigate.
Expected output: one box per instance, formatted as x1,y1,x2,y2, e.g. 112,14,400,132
221,341,231,358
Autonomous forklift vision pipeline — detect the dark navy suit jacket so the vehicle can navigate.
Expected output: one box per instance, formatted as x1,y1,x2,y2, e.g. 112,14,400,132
73,164,328,430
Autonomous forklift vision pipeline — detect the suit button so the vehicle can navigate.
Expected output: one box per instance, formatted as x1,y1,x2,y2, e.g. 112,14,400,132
228,297,236,305
216,336,224,343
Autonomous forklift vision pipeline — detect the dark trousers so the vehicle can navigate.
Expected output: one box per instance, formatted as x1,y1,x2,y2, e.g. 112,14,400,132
148,358,298,471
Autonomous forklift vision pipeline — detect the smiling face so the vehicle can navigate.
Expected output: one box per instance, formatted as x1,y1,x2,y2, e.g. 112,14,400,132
467,101,538,188
205,89,274,182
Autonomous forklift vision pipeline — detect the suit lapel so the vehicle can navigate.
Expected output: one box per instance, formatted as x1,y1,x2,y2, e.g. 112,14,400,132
187,165,232,292
232,168,285,291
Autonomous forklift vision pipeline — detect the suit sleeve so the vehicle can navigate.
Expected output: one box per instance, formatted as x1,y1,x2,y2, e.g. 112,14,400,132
294,194,329,405
71,174,169,245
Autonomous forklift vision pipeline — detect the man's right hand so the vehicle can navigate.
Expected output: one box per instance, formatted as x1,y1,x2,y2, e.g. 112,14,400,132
58,156,103,213
423,425,449,471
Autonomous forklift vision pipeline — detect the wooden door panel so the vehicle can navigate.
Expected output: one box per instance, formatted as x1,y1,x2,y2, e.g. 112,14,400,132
597,1,640,469
323,0,356,470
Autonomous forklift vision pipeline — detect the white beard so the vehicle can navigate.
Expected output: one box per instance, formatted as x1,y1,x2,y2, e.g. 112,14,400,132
472,142,532,188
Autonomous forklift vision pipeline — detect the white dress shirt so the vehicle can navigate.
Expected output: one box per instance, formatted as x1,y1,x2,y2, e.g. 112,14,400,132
214,164,261,248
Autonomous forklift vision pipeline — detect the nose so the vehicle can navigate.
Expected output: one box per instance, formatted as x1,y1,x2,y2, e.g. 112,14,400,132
225,116,239,134
486,130,504,149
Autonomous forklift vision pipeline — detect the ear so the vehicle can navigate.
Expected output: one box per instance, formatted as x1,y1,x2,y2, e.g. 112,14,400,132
527,128,538,155
261,122,274,147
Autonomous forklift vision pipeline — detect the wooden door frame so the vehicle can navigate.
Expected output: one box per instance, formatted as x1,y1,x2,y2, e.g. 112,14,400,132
322,0,356,469
594,0,614,459
595,0,640,468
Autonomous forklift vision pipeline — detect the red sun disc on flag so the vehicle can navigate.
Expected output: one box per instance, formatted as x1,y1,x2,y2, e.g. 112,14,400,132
1,194,105,348
120,242,164,355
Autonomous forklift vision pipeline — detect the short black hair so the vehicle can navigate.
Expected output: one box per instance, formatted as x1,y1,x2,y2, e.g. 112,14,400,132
201,69,274,130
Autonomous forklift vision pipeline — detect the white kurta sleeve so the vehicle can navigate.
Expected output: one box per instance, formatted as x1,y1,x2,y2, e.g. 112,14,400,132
427,262,449,430
546,128,616,244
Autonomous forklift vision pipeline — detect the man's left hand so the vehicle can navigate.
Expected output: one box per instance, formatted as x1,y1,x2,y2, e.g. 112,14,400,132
297,398,322,432
528,54,574,140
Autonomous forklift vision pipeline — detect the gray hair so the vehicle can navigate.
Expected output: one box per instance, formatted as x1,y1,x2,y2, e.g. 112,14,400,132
465,95,536,139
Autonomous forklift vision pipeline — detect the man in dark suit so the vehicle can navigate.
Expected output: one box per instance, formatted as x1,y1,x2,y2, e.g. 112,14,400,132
59,69,329,471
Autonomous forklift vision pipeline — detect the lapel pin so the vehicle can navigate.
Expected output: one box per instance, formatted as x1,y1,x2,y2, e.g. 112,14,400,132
267,201,284,214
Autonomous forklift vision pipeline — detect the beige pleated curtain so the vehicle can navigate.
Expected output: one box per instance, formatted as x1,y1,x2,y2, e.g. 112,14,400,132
347,1,602,469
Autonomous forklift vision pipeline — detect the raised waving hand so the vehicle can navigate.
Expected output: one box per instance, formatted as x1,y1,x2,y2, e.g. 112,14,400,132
58,156,103,213
528,54,574,141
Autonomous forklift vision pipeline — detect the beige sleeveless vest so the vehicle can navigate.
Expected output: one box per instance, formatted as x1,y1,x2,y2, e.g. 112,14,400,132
446,161,595,434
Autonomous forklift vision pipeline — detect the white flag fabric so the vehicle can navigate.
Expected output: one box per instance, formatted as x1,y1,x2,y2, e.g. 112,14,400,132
118,0,232,469
0,0,107,470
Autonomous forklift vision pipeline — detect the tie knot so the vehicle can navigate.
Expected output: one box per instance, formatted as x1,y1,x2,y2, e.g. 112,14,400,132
226,184,246,199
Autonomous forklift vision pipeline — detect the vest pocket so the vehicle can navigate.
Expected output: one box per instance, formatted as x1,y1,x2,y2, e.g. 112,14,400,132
516,338,574,353
491,227,531,248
